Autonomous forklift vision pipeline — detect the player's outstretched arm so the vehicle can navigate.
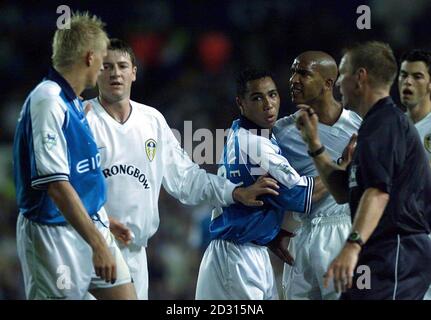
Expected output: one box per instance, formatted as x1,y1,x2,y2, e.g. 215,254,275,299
232,175,279,207
160,117,280,208
295,105,349,203
311,176,327,203
47,181,117,284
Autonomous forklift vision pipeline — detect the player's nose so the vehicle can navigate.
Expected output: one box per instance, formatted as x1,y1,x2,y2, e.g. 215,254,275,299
110,64,121,76
290,72,299,84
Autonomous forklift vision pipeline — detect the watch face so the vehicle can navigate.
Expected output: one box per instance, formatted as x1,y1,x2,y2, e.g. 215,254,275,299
349,232,360,241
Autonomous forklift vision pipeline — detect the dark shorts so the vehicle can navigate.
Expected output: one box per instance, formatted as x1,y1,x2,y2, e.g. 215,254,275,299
341,233,431,300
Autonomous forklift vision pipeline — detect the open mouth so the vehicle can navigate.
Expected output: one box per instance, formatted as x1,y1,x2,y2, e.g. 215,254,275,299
291,87,302,95
266,114,276,122
402,88,413,95
110,81,123,86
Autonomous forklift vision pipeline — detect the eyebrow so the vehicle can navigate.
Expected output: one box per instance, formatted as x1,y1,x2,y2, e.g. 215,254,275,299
250,89,278,96
250,92,264,97
400,70,425,76
103,61,130,65
291,67,312,74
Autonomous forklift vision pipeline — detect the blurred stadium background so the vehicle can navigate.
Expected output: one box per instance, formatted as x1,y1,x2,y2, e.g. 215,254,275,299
1,0,431,299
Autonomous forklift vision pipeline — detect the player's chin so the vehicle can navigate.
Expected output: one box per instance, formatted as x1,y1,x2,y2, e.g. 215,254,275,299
263,118,276,128
292,97,305,106
87,78,98,89
107,92,123,101
401,98,415,108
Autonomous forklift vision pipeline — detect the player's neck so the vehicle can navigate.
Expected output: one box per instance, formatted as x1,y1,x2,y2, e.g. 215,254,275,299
358,87,389,118
314,97,342,126
57,67,86,97
407,100,431,124
98,96,132,124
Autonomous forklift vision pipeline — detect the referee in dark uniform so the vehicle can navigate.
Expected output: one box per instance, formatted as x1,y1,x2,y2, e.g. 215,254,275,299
295,41,431,299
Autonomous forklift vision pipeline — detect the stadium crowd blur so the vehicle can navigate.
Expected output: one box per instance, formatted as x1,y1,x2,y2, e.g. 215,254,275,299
1,0,431,299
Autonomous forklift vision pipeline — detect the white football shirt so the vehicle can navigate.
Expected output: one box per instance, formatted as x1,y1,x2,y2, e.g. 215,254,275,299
414,112,431,161
86,98,237,247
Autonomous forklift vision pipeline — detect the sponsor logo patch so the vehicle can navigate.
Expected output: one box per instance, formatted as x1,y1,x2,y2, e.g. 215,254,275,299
42,131,57,150
276,163,295,175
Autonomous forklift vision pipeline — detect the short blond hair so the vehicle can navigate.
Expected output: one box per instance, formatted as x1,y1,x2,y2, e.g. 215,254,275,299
52,11,109,69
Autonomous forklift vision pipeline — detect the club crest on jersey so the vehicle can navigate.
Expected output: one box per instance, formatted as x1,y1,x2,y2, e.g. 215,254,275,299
42,131,57,150
145,139,157,162
424,133,431,153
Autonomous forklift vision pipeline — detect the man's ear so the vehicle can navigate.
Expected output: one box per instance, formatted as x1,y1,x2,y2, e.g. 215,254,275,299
325,78,334,90
236,96,244,115
85,51,94,67
356,67,367,89
132,65,137,82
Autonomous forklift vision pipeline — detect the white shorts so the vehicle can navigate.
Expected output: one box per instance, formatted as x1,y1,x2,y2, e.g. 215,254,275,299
119,244,148,300
16,207,132,300
282,215,351,300
195,239,278,300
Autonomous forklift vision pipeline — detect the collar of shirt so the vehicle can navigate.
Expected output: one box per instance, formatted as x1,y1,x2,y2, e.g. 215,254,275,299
239,115,273,138
45,66,78,102
363,96,394,121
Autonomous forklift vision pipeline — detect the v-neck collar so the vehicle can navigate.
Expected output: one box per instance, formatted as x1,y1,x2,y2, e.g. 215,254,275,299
96,98,135,131
97,97,134,129
413,111,431,127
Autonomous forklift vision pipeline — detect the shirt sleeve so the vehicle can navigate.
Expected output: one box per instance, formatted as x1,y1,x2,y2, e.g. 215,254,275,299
30,98,69,189
160,118,237,207
238,132,313,214
263,176,314,214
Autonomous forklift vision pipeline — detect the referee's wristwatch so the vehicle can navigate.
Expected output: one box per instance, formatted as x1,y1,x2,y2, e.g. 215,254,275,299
347,231,364,247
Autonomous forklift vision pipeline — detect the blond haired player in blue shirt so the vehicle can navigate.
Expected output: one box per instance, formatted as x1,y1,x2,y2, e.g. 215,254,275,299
14,13,136,300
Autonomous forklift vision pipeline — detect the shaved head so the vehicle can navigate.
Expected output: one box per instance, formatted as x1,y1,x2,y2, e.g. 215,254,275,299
295,51,338,83
290,51,342,123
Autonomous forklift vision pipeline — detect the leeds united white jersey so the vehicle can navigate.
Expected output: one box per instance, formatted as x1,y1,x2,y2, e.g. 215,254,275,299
274,108,362,219
414,112,431,161
85,98,237,247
